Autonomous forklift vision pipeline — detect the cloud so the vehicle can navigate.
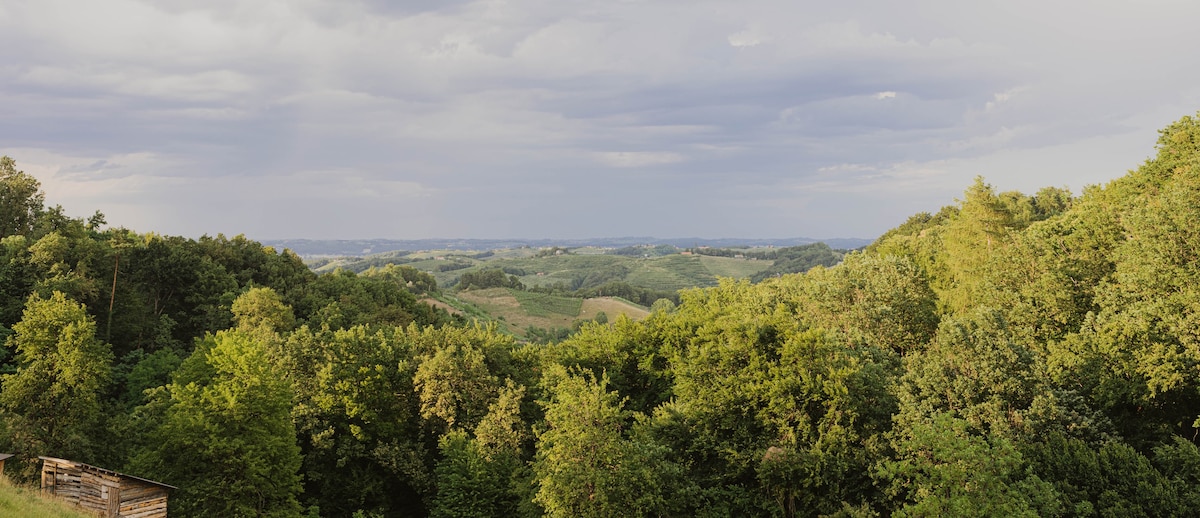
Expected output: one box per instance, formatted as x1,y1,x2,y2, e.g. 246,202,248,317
3,0,1199,240
984,87,1025,111
593,151,687,168
728,28,764,48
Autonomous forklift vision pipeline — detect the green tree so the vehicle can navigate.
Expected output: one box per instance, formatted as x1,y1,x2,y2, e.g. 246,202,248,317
1037,113,1200,446
532,367,675,518
414,342,498,434
0,291,111,476
935,177,1018,313
881,412,1059,517
784,253,938,353
0,235,35,328
458,268,525,291
231,286,296,334
1021,433,1194,516
431,431,512,518
27,231,102,304
431,386,536,518
634,278,896,516
131,330,302,517
437,379,537,518
286,325,430,517
894,308,1041,437
0,156,44,239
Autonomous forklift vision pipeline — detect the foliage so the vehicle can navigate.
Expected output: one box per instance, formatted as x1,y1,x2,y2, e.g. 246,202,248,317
130,330,302,518
286,325,429,517
881,412,1059,517
459,268,525,291
0,291,111,477
362,264,438,294
414,341,498,433
532,367,677,517
0,156,45,240
749,243,843,282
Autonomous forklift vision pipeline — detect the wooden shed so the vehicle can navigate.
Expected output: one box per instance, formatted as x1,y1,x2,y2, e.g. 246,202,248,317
39,456,175,518
0,453,12,474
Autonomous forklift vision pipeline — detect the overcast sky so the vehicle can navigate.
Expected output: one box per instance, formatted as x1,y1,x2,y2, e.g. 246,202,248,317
3,0,1199,240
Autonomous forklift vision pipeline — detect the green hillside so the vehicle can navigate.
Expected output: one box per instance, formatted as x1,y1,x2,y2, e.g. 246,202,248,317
310,244,810,293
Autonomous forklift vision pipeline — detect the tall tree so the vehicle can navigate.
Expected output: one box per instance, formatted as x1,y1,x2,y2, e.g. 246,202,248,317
131,330,302,518
532,367,675,518
431,380,532,518
0,156,44,239
413,342,497,434
0,291,111,477
936,177,1018,313
286,325,430,517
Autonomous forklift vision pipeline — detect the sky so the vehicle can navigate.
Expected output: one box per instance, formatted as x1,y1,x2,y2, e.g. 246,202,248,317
3,0,1199,241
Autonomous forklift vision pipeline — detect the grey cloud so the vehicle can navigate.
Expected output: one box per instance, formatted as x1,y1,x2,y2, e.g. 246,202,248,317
3,0,1199,240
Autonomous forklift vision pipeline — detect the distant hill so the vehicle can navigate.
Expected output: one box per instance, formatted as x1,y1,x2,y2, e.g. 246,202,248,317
259,236,873,257
300,242,849,301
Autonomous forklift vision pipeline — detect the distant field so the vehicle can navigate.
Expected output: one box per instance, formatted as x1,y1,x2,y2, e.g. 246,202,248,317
698,255,772,279
580,297,650,321
453,288,648,339
511,290,584,317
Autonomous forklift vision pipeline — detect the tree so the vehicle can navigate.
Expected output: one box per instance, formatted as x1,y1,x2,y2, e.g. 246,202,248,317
131,330,302,517
0,156,44,239
532,367,675,518
786,253,938,353
286,325,430,517
893,308,1041,438
414,342,498,434
458,268,524,291
231,286,296,334
431,383,536,518
0,291,111,477
27,230,102,304
431,431,513,518
936,177,1018,313
0,235,35,328
881,412,1059,517
431,379,535,518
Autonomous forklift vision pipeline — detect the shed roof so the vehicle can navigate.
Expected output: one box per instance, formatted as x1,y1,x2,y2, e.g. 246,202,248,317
0,453,13,462
39,456,177,490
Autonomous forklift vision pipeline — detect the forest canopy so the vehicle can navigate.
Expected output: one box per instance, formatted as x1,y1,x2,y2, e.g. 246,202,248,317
3,112,1200,516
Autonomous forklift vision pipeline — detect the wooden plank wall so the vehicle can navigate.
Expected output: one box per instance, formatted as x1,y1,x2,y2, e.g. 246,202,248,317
41,458,170,518
42,459,84,507
119,479,169,518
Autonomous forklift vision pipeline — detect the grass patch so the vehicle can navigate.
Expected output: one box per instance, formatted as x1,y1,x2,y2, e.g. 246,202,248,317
511,289,583,317
0,477,94,518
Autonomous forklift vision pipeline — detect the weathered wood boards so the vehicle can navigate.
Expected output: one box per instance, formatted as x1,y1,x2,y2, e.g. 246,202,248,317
39,456,175,518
